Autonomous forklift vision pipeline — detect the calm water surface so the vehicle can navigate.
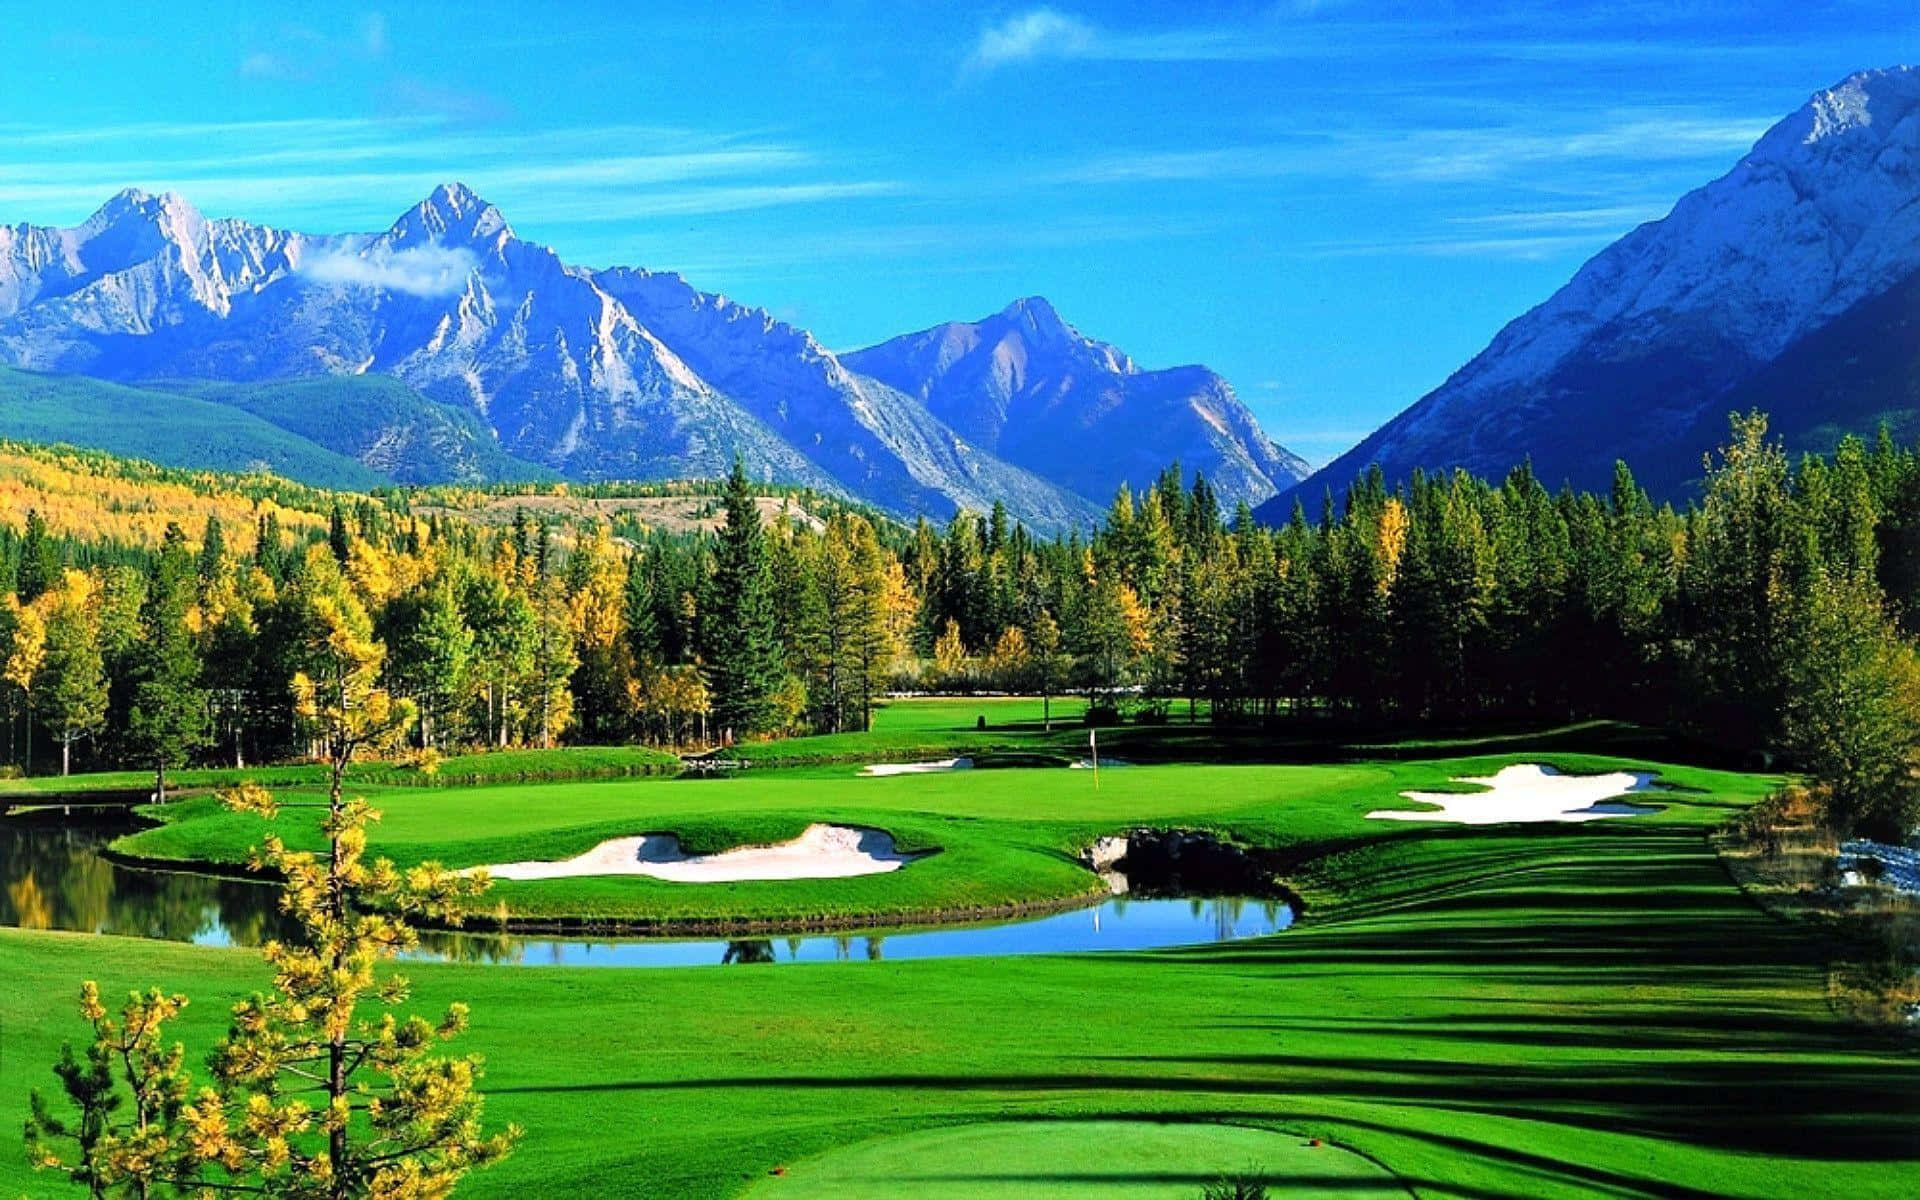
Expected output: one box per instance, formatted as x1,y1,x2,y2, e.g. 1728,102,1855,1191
0,812,1291,968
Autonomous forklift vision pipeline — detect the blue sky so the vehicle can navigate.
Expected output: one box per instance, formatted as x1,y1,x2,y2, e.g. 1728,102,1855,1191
6,2,1919,462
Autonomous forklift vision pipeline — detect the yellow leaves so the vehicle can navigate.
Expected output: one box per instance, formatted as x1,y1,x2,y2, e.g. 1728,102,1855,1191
933,618,968,678
1375,496,1410,596
290,670,320,723
3,593,46,693
8,871,51,930
1115,583,1154,657
985,625,1031,679
0,444,327,553
221,781,279,820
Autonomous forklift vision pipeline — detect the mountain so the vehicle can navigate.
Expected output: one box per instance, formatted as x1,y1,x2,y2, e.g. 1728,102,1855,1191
845,297,1309,508
0,367,387,490
0,183,1298,531
1260,65,1920,519
146,376,556,485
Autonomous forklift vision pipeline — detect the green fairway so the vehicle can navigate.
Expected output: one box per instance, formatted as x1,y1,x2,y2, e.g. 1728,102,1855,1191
740,1120,1408,1198
9,713,1916,1199
8,789,1918,1199
107,749,1760,928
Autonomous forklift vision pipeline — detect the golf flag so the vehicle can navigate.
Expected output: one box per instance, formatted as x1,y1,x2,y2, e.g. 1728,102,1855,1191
1090,728,1099,789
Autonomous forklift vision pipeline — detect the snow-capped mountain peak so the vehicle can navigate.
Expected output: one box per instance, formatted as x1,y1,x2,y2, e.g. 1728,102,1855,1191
0,187,1304,531
990,295,1135,374
388,182,512,249
73,187,209,263
1263,63,1920,518
1780,65,1920,148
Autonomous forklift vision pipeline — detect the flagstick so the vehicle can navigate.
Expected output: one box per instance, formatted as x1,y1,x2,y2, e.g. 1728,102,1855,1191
1090,728,1099,790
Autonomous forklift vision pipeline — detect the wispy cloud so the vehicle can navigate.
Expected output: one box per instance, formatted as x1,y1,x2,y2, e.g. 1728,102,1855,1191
237,14,391,82
297,244,477,296
966,9,1096,70
1444,205,1665,233
360,12,389,57
0,115,906,234
962,7,1332,74
655,214,1215,278
1304,232,1622,261
1055,112,1770,189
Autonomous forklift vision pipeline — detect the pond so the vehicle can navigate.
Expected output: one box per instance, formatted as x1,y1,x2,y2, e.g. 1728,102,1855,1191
0,812,1292,968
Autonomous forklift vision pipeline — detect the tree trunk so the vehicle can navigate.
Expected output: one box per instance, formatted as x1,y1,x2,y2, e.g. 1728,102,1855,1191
153,759,165,805
327,749,348,1199
61,733,69,777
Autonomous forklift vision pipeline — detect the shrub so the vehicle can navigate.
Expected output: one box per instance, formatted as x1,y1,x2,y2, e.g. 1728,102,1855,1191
1201,1174,1269,1200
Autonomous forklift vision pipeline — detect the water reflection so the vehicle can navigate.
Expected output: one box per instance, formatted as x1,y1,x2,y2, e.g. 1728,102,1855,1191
404,895,1290,968
1,813,300,946
3,812,1293,968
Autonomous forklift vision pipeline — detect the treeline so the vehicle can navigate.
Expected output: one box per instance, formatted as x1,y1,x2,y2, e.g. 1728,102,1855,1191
1,415,1915,836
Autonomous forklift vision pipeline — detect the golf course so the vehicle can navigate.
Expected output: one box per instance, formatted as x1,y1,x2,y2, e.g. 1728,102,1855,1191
5,698,1914,1199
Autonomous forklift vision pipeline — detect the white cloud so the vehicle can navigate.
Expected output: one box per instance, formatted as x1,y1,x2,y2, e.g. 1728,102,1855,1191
238,51,299,80
1053,112,1771,192
297,244,477,296
360,12,389,57
967,9,1095,70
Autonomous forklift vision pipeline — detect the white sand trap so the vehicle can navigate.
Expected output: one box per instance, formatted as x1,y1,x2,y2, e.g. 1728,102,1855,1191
860,757,973,777
1070,756,1130,770
474,824,926,883
1368,763,1663,825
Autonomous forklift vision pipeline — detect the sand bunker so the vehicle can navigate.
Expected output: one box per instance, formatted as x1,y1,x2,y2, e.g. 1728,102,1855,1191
860,757,973,777
1368,763,1662,825
474,824,926,883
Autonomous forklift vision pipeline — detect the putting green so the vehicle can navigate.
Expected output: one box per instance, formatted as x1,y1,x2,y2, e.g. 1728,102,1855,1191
743,1120,1408,1198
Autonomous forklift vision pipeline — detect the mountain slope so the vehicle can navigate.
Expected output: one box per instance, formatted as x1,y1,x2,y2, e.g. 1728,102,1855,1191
591,272,1100,528
0,368,386,489
1261,65,1920,518
845,297,1309,509
0,184,1301,531
150,376,557,485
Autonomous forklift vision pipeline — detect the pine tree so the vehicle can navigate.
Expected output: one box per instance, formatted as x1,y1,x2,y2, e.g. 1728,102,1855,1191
197,513,227,584
327,504,351,565
17,508,58,603
701,460,784,740
127,525,209,803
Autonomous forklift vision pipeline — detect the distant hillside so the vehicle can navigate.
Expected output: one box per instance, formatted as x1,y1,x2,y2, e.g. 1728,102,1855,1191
149,376,556,485
0,439,904,560
0,441,338,551
0,368,385,490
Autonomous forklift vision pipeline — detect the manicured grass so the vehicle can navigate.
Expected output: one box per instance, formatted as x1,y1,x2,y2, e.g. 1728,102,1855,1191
108,752,1763,928
0,745,680,800
7,712,1910,1199
741,1119,1408,1197
725,696,1094,766
6,775,1917,1199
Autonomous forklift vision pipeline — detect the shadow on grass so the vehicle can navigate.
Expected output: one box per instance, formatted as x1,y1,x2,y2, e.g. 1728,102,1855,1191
494,821,1919,1196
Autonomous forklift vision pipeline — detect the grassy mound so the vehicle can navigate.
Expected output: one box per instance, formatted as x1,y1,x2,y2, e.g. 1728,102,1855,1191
740,1119,1406,1198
